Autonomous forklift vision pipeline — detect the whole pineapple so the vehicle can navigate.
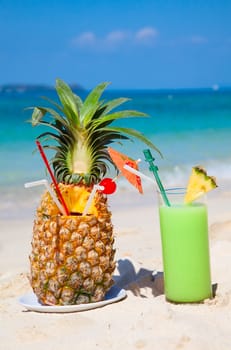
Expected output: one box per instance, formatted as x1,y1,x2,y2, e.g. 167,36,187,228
29,79,160,305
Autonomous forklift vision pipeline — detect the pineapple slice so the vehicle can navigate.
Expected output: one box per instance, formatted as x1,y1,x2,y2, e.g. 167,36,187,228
184,166,217,203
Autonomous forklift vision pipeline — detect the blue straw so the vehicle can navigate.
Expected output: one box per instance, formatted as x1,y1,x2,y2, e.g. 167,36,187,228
143,149,171,206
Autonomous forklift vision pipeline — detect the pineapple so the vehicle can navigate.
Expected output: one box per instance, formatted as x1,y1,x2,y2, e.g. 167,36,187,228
29,79,160,305
184,166,217,204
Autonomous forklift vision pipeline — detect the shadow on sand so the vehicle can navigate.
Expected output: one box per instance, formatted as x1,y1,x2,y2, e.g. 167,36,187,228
114,258,164,298
114,258,218,300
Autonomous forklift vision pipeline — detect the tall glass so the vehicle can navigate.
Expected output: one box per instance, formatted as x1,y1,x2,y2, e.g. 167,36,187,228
158,188,212,303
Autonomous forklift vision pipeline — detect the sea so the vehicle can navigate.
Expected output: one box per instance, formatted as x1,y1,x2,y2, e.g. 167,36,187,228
1,85,231,219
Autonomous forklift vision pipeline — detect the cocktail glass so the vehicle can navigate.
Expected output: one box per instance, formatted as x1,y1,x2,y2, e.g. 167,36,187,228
157,188,212,303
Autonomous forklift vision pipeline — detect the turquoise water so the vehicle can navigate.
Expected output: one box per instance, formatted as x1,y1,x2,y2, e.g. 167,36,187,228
1,86,231,218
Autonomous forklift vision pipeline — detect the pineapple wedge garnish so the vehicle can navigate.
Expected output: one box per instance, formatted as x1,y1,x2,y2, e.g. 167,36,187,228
184,166,217,203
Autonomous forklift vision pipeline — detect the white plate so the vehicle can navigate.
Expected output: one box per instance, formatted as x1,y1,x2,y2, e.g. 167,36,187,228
18,286,127,313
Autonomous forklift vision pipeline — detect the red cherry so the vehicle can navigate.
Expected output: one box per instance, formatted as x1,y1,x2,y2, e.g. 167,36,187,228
99,178,117,194
125,160,134,167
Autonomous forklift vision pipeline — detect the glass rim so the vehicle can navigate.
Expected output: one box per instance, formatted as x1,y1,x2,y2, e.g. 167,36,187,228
157,187,186,195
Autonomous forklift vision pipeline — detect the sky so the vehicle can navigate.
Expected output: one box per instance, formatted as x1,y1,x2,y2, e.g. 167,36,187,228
1,0,231,89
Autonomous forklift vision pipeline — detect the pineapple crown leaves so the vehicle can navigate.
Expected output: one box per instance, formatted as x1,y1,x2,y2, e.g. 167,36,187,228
29,78,161,185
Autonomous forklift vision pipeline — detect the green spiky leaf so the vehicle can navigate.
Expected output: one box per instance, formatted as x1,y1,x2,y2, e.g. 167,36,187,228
80,82,110,126
56,78,82,126
29,79,162,184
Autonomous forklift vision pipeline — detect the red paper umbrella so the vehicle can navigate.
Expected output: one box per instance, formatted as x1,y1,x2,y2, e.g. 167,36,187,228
108,147,143,194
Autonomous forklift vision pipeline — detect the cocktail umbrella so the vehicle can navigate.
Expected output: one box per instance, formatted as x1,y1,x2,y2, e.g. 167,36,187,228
124,150,170,206
108,147,143,194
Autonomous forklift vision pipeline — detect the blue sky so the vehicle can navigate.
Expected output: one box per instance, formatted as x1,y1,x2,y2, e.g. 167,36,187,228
1,0,231,89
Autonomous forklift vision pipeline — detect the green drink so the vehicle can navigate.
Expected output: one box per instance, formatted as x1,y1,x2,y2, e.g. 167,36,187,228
158,189,212,303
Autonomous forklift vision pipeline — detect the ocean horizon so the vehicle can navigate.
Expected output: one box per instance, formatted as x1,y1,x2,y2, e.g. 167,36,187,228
1,85,231,219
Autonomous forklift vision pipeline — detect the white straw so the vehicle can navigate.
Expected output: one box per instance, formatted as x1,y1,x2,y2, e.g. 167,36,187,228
123,164,156,184
82,185,104,216
24,179,66,215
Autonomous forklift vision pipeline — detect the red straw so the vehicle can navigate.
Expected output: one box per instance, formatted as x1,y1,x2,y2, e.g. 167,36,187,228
36,140,70,215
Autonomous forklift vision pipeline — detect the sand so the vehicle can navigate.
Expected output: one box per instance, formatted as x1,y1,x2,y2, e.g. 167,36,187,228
1,184,231,350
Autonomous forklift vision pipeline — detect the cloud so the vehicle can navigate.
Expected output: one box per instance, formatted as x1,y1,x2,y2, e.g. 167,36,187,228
166,34,208,47
190,35,208,44
70,26,158,51
105,30,129,45
135,27,158,44
70,31,96,47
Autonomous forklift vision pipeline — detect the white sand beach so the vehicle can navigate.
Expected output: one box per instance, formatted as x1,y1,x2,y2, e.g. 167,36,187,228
1,183,231,350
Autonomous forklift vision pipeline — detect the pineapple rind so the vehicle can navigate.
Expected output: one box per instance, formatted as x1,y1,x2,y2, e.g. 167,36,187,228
30,188,116,305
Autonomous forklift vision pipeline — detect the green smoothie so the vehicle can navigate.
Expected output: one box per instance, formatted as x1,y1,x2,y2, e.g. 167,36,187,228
159,202,212,303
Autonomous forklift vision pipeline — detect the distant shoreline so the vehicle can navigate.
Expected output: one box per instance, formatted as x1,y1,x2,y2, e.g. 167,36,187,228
1,83,231,95
0,83,85,95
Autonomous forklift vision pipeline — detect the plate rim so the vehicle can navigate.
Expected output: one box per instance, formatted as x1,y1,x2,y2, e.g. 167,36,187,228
18,287,127,313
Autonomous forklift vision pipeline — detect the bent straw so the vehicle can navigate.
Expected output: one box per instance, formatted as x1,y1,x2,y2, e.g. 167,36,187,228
124,163,170,207
123,164,156,184
82,185,104,216
36,140,70,215
143,149,170,206
24,179,66,215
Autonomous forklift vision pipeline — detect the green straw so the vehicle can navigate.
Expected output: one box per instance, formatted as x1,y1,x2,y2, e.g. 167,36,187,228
143,149,171,206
